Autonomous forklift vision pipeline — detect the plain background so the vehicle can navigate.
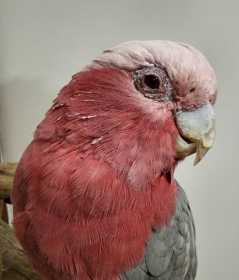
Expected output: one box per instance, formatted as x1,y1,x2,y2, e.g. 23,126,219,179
1,1,238,279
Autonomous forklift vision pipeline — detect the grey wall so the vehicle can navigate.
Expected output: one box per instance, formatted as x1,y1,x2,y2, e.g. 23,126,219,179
1,1,238,279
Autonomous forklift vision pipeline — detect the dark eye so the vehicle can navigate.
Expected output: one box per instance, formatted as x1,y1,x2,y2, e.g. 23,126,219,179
133,65,174,101
144,74,160,89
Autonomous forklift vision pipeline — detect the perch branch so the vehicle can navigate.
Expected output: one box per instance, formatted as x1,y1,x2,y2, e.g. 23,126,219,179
0,219,40,280
0,200,8,223
0,162,41,279
0,163,17,200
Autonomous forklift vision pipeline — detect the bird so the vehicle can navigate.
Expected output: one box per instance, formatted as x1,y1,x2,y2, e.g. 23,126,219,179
12,40,217,280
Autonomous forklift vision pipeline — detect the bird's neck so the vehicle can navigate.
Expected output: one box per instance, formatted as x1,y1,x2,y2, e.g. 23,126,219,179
99,119,178,192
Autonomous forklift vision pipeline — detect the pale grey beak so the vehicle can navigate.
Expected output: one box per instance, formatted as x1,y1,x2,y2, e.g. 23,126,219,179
175,103,216,165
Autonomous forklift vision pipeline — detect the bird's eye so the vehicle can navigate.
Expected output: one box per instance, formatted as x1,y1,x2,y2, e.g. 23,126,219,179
133,65,174,101
144,74,160,89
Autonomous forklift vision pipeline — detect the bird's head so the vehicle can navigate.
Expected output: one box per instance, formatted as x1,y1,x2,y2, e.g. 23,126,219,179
37,40,217,187
91,40,217,166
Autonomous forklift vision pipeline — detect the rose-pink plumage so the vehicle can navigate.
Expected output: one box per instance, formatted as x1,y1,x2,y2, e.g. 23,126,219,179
12,41,217,280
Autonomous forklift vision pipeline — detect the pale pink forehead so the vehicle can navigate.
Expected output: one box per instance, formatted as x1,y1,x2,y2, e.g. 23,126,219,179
92,40,217,97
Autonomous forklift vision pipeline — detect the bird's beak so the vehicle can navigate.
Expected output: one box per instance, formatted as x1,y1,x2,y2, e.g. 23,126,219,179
175,103,216,165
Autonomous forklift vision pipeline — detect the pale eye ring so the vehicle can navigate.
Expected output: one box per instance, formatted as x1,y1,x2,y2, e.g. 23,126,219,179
133,65,174,101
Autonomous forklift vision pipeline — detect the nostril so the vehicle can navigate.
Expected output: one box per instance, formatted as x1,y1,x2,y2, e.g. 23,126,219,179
209,95,216,105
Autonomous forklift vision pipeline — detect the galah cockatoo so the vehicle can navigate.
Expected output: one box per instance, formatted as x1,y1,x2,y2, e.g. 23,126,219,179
12,40,217,280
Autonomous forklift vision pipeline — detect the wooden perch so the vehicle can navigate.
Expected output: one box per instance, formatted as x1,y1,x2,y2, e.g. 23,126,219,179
0,162,17,200
0,201,9,224
0,162,41,280
0,219,40,280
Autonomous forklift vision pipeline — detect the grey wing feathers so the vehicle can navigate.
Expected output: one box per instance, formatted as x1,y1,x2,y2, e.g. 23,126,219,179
122,182,197,280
